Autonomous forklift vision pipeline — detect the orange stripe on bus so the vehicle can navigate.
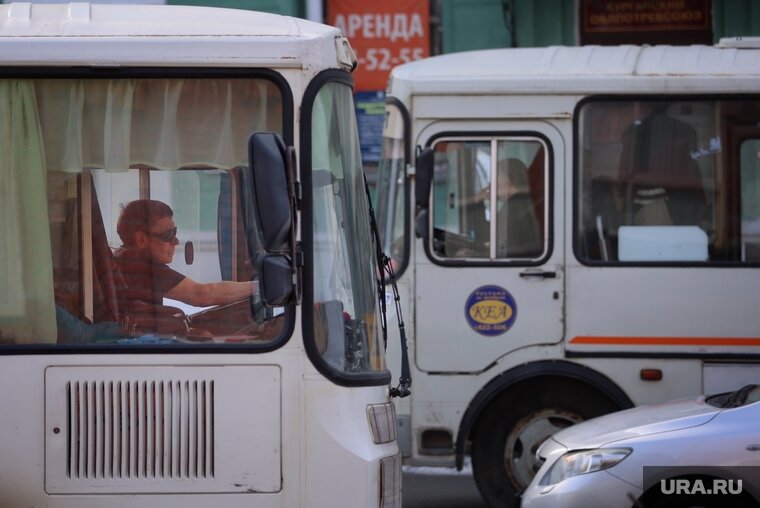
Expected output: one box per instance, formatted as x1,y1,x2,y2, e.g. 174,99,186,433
570,336,760,346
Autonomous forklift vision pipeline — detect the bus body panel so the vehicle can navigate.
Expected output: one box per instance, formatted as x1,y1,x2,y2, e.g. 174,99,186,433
0,3,352,70
0,4,397,508
378,41,760,506
413,119,565,373
0,352,394,506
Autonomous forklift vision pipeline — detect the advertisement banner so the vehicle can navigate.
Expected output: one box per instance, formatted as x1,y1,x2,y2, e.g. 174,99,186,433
354,91,386,163
581,0,712,45
328,0,430,92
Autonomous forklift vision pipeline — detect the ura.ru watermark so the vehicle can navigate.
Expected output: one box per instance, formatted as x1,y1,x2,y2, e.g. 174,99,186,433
643,466,760,506
660,477,743,496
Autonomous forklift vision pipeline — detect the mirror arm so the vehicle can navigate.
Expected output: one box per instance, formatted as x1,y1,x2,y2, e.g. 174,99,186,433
285,145,302,304
414,146,434,240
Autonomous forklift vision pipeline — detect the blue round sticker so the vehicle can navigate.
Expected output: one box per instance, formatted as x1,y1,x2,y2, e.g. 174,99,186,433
465,285,517,336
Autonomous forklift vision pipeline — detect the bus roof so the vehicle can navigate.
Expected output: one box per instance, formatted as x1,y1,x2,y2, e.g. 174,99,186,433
388,41,760,96
0,2,353,68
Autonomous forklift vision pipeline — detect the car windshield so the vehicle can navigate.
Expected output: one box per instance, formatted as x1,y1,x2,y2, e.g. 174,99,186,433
705,383,760,408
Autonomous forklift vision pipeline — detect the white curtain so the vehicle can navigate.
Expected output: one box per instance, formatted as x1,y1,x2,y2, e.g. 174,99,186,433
35,78,271,172
0,77,277,343
0,81,56,343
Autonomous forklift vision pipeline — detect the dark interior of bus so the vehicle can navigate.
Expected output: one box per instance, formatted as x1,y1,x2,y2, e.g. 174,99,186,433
49,167,283,345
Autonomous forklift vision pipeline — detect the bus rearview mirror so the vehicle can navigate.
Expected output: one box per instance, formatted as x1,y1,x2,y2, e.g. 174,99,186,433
245,131,297,306
248,132,292,253
415,147,434,209
258,254,293,306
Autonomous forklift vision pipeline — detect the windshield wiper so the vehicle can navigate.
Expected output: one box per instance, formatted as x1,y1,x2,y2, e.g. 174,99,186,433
723,383,758,408
705,383,759,408
365,175,411,398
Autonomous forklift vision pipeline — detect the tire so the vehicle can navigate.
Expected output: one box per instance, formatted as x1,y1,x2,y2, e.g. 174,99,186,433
470,378,621,508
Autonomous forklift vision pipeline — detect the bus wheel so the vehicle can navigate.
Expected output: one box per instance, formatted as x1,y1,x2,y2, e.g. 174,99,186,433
470,380,619,508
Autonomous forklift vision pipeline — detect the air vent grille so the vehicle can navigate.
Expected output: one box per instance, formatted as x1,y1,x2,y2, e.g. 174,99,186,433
66,380,214,480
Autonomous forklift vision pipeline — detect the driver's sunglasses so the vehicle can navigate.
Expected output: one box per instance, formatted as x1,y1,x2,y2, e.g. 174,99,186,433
149,227,178,243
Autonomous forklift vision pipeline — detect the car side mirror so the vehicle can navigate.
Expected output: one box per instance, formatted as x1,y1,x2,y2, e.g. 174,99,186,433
245,132,299,306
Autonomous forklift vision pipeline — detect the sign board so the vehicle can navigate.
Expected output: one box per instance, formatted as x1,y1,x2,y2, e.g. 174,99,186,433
354,91,386,163
581,0,712,45
328,0,430,92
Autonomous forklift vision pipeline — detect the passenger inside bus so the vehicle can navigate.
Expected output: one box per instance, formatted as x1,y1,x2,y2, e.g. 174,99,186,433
55,304,121,345
590,102,710,261
464,158,541,258
494,158,542,257
616,103,708,227
114,199,257,308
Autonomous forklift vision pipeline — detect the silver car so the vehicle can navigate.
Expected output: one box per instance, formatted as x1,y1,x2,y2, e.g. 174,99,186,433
521,384,760,508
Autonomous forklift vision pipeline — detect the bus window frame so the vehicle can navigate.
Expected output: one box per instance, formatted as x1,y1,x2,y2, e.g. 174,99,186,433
420,131,554,268
300,69,392,387
376,96,412,280
0,66,297,355
573,94,760,268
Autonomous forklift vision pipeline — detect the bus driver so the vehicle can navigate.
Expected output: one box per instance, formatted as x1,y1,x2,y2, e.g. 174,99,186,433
114,199,257,308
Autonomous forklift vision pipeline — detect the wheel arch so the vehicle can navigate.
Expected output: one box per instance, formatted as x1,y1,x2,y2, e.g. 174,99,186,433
454,359,634,470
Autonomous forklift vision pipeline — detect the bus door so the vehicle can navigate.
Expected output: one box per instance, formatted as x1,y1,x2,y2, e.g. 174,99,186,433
415,123,565,373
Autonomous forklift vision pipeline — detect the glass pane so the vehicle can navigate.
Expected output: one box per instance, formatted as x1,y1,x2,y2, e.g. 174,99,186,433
493,140,545,258
741,139,760,261
576,99,760,263
376,104,407,273
430,138,546,260
431,140,491,258
1,76,287,346
311,82,386,375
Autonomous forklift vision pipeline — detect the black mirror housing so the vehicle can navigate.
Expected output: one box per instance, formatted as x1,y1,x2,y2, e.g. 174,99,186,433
243,132,298,307
248,132,291,253
415,147,434,209
258,254,294,307
415,208,429,239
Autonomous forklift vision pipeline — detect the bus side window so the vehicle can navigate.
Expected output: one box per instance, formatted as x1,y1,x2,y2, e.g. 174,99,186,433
617,104,707,228
430,139,546,261
494,158,542,258
579,100,725,263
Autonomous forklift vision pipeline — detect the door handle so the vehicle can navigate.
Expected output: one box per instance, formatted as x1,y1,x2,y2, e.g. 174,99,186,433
519,269,557,279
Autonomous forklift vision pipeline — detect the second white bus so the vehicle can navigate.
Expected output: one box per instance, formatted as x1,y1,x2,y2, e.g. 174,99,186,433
377,40,760,507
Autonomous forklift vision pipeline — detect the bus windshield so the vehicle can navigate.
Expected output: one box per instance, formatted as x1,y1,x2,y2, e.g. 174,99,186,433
0,76,288,346
309,81,387,377
375,102,407,274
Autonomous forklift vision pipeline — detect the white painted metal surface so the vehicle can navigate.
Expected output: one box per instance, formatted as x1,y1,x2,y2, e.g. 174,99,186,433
380,40,760,505
388,43,760,96
0,3,393,508
45,365,281,494
0,2,351,69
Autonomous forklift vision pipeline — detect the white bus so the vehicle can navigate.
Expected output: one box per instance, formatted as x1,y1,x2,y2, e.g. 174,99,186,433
377,40,760,507
0,3,402,507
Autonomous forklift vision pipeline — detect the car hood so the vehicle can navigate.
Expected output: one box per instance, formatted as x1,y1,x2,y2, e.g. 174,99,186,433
550,396,721,450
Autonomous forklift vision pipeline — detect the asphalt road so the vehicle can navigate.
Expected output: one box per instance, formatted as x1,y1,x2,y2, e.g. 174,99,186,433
402,465,488,508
